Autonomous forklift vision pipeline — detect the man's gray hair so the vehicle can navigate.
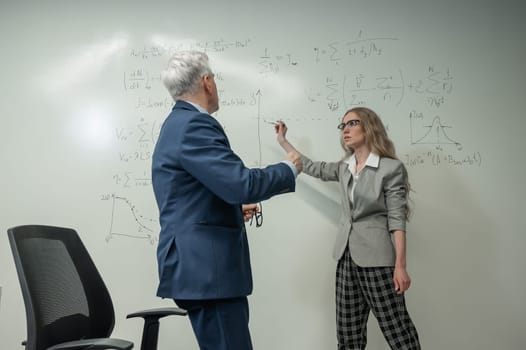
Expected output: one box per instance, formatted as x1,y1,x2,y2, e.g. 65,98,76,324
161,50,213,101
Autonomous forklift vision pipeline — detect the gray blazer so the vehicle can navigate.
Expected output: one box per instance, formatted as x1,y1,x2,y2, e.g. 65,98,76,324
301,154,408,267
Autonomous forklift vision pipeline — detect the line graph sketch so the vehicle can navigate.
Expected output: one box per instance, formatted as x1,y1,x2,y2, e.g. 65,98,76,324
103,194,157,244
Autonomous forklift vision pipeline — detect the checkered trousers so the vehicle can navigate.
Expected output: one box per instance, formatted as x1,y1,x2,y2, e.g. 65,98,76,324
336,247,421,350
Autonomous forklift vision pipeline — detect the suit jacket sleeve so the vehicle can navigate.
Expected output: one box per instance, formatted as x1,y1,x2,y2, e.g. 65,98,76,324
179,115,295,204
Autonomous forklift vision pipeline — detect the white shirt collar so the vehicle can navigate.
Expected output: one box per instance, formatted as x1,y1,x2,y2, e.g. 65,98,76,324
184,100,208,114
345,152,380,176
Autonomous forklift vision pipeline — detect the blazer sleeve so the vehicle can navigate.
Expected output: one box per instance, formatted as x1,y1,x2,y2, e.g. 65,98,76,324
300,154,341,182
383,160,408,232
179,115,295,204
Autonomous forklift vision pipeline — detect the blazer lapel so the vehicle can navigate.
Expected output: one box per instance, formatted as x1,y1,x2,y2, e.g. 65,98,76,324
340,162,353,211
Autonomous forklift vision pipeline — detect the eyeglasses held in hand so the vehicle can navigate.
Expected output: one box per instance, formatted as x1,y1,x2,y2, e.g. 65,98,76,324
249,202,263,228
337,119,361,130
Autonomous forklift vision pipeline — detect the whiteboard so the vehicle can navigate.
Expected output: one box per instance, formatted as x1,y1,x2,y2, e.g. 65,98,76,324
1,1,525,349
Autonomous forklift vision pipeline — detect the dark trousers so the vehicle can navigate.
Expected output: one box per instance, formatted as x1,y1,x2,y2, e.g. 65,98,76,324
174,297,253,350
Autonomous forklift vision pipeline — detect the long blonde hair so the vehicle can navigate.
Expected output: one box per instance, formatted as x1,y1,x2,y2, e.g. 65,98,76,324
340,107,412,219
341,107,396,158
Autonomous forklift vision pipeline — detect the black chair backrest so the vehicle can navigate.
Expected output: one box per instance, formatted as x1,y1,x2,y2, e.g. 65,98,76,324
8,225,116,350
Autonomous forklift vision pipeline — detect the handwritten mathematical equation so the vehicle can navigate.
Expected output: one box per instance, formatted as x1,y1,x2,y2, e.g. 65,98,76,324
314,37,396,63
118,151,152,163
306,66,454,112
112,172,152,188
258,48,299,75
404,150,482,168
114,119,160,144
134,96,174,110
123,69,162,91
130,38,252,60
128,31,395,64
218,89,262,107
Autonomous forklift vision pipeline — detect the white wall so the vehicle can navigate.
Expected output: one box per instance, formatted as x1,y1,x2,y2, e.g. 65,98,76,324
1,1,525,349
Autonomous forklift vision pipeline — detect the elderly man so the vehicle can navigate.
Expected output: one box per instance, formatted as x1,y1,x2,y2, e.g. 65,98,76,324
152,50,302,350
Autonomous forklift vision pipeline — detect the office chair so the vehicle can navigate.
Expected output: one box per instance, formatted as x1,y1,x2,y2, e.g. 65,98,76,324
7,224,187,350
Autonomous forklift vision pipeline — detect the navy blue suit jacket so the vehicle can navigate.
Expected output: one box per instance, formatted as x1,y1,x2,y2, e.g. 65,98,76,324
152,101,295,300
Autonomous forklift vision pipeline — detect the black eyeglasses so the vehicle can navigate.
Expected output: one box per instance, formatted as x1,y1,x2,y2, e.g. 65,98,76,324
249,202,263,228
337,119,361,130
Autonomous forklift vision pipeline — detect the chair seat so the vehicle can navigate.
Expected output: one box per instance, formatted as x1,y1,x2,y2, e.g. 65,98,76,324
46,337,133,350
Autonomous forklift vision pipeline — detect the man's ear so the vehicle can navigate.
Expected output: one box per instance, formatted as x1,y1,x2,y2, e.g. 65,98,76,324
202,75,213,94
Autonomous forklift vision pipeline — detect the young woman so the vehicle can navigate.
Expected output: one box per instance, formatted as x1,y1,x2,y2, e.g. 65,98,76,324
275,107,420,349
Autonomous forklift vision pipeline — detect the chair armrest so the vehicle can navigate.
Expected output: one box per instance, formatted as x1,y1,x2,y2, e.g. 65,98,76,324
126,307,187,350
126,307,187,320
46,338,133,350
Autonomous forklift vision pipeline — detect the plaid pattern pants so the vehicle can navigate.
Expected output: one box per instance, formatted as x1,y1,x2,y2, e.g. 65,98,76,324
336,248,421,350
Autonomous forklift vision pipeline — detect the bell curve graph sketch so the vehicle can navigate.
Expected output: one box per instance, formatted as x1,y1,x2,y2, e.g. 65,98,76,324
409,110,462,150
